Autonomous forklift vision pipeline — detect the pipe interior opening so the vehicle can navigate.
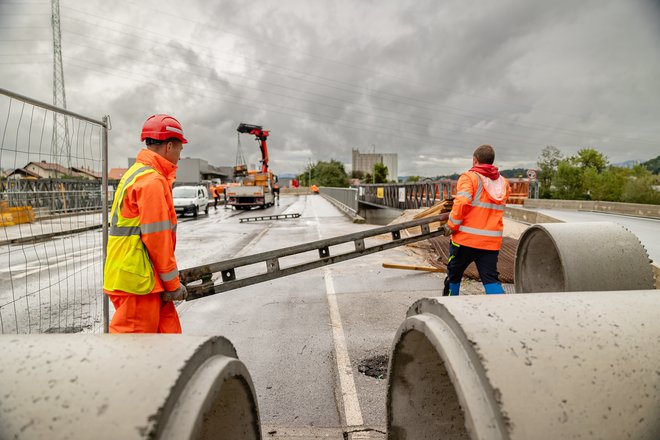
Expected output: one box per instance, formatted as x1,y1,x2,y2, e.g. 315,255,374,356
196,376,260,440
516,228,565,293
389,329,468,440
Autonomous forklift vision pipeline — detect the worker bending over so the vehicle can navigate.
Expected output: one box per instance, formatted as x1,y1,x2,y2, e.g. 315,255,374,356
103,114,188,333
442,144,510,296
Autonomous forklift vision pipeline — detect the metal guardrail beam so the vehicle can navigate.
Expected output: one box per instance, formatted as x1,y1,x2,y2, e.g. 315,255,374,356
181,213,449,300
239,213,301,223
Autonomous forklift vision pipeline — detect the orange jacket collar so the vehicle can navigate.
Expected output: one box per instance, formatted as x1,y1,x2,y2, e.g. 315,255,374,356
136,149,177,184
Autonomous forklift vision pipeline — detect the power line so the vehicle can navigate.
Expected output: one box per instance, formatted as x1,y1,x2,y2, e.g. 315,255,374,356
57,20,658,149
62,55,582,151
58,7,660,143
67,1,658,132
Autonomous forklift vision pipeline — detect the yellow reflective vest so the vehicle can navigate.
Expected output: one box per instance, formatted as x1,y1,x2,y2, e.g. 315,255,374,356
103,163,158,294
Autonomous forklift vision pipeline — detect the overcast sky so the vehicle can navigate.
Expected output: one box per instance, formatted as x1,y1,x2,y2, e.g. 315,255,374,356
1,0,659,177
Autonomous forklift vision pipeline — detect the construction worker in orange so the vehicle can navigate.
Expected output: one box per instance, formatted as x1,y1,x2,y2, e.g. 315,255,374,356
103,114,188,333
442,144,510,296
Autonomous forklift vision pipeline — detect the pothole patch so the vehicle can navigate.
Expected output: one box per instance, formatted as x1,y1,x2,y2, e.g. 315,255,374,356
358,354,389,379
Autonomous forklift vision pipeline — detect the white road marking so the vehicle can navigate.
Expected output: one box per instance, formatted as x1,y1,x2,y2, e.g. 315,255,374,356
313,196,365,429
324,267,364,427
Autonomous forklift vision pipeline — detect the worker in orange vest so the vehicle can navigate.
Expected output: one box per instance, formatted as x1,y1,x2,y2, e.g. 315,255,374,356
103,114,188,333
442,144,511,296
211,184,220,210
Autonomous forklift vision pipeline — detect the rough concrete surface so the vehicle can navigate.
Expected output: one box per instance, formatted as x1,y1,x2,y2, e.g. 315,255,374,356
390,291,660,440
0,334,260,440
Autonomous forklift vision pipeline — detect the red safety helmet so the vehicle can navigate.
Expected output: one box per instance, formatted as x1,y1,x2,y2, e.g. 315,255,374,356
140,114,188,144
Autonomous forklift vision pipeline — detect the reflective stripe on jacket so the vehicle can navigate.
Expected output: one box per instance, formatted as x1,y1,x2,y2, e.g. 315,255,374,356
447,171,510,250
103,149,180,295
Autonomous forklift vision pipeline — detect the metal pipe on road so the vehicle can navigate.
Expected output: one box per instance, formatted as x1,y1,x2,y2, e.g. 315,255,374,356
0,335,261,440
514,222,655,292
387,291,660,440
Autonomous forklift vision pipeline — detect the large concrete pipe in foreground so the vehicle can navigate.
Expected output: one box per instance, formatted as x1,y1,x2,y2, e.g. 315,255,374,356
387,291,660,440
514,222,654,293
0,335,261,440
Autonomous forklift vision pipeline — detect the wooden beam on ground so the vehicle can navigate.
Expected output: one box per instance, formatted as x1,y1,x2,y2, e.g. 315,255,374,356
382,263,445,273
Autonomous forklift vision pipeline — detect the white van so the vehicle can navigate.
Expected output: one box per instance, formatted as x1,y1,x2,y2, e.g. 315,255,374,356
172,185,210,217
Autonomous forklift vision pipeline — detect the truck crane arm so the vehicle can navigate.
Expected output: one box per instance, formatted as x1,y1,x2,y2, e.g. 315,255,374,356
237,123,269,173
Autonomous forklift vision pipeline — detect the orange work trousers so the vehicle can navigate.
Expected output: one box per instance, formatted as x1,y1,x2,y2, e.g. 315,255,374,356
108,292,182,334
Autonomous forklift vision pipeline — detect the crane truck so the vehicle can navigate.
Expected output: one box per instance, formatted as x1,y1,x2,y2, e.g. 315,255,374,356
226,123,278,210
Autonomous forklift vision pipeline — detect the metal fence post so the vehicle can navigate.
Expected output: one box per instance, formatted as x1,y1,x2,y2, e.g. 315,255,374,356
102,116,109,333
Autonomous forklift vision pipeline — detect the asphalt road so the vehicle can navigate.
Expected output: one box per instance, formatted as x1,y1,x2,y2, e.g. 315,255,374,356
176,194,441,439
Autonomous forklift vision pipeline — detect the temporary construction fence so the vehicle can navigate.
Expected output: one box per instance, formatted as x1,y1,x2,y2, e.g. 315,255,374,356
0,88,109,334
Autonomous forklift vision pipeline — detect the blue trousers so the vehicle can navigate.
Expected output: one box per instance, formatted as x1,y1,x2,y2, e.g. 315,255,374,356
443,241,504,296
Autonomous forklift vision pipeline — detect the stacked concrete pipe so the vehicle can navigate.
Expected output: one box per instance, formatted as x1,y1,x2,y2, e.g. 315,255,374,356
387,291,660,439
514,222,655,293
0,335,261,440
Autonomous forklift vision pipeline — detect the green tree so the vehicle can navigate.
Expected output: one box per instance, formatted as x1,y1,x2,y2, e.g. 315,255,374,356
553,160,586,199
317,160,349,187
621,167,660,204
537,146,563,198
642,155,660,174
373,162,388,184
573,148,608,172
583,167,627,201
406,175,420,183
350,170,365,180
297,160,349,188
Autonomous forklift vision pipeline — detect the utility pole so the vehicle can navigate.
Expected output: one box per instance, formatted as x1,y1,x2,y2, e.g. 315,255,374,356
51,0,71,169
308,158,312,186
372,144,376,184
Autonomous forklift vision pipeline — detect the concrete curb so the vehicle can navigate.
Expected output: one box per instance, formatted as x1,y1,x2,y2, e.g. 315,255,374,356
320,193,366,224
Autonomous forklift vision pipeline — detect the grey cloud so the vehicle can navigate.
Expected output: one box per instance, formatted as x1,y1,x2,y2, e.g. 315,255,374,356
1,0,658,177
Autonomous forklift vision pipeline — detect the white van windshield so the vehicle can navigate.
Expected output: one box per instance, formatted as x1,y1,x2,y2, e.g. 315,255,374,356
173,187,197,198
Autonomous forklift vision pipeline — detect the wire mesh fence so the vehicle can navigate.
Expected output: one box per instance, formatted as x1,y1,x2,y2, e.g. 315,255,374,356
0,88,108,334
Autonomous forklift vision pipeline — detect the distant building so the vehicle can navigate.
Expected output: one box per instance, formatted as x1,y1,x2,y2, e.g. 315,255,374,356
5,168,41,180
24,161,70,179
352,149,398,182
70,166,101,180
277,173,298,188
109,168,128,181
129,157,233,184
4,162,101,180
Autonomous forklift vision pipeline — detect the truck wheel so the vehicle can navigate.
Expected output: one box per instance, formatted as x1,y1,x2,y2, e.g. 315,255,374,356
193,206,198,218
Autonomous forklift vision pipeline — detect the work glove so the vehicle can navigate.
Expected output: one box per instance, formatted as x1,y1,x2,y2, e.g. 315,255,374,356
440,197,454,213
162,284,188,301
441,223,454,236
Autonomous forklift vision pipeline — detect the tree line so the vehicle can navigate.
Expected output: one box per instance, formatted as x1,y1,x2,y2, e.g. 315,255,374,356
537,146,659,204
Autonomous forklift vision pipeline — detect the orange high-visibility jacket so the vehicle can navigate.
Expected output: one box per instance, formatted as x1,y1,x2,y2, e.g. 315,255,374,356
103,149,181,295
447,171,510,250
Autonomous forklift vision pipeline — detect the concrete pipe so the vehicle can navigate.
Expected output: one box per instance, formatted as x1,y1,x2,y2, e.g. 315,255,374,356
514,222,654,293
0,335,261,440
387,291,660,440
